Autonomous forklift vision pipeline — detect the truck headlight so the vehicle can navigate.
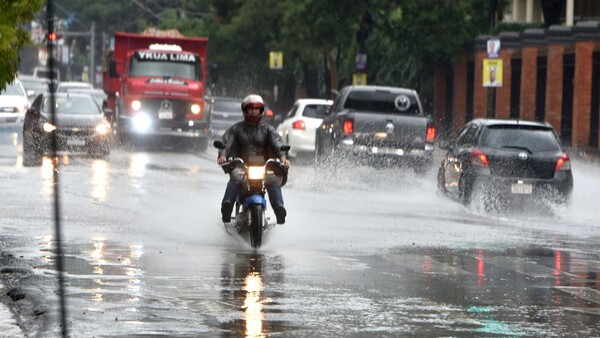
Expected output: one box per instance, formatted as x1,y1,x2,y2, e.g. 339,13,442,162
131,100,142,111
132,113,152,132
190,104,201,114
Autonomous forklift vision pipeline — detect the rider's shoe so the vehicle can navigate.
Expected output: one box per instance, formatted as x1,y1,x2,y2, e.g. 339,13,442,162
273,205,286,224
221,202,233,222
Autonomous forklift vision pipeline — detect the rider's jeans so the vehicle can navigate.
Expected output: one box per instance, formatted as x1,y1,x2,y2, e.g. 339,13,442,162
222,167,284,208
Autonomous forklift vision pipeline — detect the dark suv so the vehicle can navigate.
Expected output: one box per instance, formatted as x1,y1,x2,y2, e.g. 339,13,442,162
437,119,573,211
207,96,243,138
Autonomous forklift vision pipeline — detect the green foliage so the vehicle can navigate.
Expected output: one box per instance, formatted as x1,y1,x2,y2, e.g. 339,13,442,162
0,0,43,90
41,0,497,106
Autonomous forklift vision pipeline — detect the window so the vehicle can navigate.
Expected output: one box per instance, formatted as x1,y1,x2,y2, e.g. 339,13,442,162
343,90,420,115
455,125,478,147
302,104,330,118
479,126,560,152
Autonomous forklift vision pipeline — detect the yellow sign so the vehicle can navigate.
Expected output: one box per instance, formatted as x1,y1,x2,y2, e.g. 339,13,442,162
353,72,367,85
483,59,502,87
269,51,283,70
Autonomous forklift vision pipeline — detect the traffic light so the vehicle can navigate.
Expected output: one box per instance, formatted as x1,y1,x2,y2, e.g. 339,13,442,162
48,32,57,41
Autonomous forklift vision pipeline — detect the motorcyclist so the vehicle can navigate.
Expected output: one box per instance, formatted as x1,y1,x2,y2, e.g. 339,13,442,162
217,94,290,224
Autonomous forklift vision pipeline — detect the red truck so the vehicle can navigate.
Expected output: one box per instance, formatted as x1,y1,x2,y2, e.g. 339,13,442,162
103,31,209,151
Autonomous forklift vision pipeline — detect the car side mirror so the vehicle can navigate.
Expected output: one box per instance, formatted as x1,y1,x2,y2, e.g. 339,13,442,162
26,90,36,98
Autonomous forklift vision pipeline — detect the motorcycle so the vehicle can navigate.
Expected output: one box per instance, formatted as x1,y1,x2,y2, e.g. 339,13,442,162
214,140,289,248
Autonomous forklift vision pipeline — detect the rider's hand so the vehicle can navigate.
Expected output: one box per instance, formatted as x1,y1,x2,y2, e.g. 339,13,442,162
217,155,227,164
280,157,290,168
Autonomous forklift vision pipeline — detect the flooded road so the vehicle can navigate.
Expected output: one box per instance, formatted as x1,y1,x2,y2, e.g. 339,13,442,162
1,129,600,336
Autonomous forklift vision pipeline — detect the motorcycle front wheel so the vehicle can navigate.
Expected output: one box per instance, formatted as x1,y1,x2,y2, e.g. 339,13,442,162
249,204,264,248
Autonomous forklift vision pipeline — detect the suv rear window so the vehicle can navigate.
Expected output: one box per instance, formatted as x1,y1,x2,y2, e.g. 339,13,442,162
479,125,561,152
343,90,420,115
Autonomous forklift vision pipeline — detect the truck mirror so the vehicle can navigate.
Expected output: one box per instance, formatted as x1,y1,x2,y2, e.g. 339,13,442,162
109,60,120,78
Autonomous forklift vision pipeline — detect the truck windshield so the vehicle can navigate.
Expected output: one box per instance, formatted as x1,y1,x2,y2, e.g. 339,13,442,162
129,52,201,80
343,90,420,115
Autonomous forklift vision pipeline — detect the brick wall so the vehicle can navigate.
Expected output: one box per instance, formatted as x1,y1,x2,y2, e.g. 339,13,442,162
573,41,595,147
473,51,488,119
520,47,538,121
496,49,513,118
545,44,564,134
452,55,467,135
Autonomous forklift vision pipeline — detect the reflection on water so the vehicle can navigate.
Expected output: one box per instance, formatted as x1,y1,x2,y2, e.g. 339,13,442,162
90,160,109,202
220,253,286,337
243,271,267,338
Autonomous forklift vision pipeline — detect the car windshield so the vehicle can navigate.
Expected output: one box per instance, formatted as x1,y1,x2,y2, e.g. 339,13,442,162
479,126,561,152
1,81,25,96
213,100,240,112
303,104,330,118
343,90,420,115
42,96,100,115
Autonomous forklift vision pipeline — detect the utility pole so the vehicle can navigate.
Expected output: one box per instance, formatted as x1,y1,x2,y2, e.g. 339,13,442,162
90,21,95,87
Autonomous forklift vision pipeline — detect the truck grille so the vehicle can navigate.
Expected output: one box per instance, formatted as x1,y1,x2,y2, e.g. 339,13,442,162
140,98,190,120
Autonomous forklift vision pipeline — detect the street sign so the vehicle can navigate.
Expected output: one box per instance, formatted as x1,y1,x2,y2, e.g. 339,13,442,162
353,72,367,85
269,51,283,70
483,59,503,87
355,53,367,70
487,39,500,58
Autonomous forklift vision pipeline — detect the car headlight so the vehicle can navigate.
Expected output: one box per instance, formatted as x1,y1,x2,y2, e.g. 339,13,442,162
190,104,201,114
131,100,142,111
95,122,110,135
247,166,265,180
43,122,56,132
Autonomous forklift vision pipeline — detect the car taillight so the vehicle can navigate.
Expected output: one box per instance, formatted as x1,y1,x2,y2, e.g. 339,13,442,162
291,120,305,130
555,154,571,171
426,123,435,143
343,118,354,136
265,109,274,117
470,148,489,167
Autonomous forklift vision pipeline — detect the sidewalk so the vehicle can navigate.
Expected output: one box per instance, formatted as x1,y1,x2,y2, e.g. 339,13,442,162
0,282,25,337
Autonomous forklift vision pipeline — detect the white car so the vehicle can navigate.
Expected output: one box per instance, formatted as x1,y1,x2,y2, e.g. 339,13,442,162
276,98,333,157
56,81,94,93
0,78,30,128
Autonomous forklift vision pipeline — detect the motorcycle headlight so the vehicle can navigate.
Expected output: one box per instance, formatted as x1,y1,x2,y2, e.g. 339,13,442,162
247,166,265,180
95,122,110,135
43,122,56,132
190,104,201,114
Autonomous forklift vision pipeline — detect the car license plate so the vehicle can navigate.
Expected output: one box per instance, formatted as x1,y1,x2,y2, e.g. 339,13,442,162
67,139,85,146
371,147,403,155
159,111,173,119
511,182,532,194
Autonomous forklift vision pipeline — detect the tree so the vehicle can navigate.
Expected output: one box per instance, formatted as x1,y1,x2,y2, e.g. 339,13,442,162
0,0,43,90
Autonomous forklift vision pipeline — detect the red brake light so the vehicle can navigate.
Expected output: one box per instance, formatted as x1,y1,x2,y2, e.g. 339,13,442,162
265,109,274,117
555,154,571,171
470,148,489,167
343,118,354,135
426,124,436,143
291,120,305,130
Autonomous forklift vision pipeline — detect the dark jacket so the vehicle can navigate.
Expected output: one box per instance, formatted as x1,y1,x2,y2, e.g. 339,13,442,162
219,120,286,165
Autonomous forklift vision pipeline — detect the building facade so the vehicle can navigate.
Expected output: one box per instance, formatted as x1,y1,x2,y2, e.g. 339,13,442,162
433,20,600,149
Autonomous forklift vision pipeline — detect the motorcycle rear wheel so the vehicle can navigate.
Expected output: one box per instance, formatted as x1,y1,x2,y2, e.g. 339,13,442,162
249,204,264,248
